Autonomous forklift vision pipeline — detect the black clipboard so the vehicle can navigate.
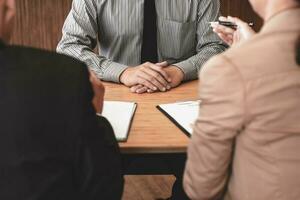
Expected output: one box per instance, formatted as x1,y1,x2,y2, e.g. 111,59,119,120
156,105,192,138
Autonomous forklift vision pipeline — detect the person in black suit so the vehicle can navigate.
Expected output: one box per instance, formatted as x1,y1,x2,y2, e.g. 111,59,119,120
0,0,123,199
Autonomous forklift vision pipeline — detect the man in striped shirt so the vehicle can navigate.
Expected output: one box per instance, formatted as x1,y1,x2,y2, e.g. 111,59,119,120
57,0,226,94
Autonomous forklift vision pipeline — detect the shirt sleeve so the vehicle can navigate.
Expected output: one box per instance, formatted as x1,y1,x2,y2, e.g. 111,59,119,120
174,0,228,81
56,0,128,83
183,55,246,200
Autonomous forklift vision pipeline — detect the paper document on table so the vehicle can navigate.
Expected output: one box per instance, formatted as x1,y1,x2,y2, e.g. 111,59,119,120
101,101,137,141
157,101,200,136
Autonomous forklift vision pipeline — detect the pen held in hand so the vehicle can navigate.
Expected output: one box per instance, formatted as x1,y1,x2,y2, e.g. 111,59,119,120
209,20,254,30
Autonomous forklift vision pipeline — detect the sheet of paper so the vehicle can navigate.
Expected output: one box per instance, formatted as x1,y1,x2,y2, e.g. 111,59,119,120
101,101,137,141
158,101,200,135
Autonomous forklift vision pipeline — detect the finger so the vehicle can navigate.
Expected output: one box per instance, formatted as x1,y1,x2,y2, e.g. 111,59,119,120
130,84,144,93
219,16,228,21
137,71,162,91
227,16,246,26
218,16,248,31
142,67,170,89
215,30,233,41
150,65,172,82
227,16,255,38
227,16,253,31
147,89,155,93
213,28,234,44
136,86,149,94
213,24,235,35
210,22,218,29
146,63,172,82
217,16,236,28
233,31,240,43
218,33,233,46
156,61,169,67
217,32,233,46
139,70,167,91
218,33,232,46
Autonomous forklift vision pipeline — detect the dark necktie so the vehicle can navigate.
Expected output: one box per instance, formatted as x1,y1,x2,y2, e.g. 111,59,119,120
141,0,158,63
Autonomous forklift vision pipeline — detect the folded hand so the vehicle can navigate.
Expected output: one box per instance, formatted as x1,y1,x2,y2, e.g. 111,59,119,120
120,61,172,92
130,64,184,94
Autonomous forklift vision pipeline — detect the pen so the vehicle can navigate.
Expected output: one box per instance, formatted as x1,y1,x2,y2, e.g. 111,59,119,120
209,20,254,30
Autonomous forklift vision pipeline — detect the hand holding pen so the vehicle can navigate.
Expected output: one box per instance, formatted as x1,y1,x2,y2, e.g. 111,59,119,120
210,16,256,47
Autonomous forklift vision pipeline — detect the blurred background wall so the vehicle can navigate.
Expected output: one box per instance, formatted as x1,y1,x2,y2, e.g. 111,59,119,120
10,0,262,50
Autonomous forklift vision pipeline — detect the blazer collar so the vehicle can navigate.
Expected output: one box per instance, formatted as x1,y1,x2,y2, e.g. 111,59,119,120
261,8,300,34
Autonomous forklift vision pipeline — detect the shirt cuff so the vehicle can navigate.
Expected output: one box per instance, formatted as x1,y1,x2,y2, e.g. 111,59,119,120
174,60,198,81
102,62,129,83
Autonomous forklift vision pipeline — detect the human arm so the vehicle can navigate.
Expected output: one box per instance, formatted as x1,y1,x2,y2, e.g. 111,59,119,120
173,0,227,82
57,0,173,87
56,0,128,82
183,55,246,199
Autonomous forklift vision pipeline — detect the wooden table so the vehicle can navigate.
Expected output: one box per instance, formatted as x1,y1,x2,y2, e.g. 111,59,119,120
104,80,198,154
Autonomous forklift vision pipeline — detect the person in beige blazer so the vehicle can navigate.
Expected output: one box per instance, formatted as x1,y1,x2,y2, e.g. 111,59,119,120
183,0,300,199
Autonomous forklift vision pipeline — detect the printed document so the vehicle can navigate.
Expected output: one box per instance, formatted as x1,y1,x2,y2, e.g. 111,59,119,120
157,101,200,135
101,101,137,141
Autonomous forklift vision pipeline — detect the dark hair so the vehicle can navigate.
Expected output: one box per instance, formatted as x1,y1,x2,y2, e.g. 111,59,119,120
297,36,300,65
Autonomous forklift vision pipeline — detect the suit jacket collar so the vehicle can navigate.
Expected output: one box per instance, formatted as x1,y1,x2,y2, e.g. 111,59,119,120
0,39,6,50
261,8,300,34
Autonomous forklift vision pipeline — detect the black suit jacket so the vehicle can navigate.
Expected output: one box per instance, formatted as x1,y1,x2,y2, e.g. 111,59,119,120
0,41,123,200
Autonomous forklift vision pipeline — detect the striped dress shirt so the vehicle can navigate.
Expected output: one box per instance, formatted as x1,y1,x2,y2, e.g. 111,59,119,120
57,0,227,83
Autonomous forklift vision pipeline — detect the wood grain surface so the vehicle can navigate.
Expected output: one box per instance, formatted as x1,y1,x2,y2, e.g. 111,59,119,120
11,0,72,50
104,80,198,154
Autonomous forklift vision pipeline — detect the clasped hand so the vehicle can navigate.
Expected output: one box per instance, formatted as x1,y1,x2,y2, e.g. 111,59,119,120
120,61,184,94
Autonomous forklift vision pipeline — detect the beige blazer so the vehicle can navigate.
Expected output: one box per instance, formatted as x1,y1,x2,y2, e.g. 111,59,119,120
184,8,300,200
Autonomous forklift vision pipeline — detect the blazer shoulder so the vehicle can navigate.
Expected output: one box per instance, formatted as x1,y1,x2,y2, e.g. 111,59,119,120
7,45,87,72
221,31,299,81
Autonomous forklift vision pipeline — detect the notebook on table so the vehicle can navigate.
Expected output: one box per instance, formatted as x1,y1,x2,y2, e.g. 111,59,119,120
100,101,137,142
157,101,200,136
